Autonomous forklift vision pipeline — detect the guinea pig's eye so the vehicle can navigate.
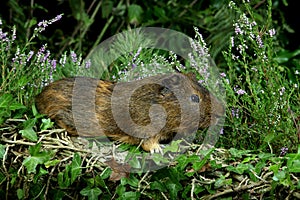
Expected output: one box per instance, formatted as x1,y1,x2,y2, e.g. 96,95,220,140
190,94,200,103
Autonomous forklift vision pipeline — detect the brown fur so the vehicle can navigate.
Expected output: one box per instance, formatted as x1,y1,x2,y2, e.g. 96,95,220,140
35,73,224,152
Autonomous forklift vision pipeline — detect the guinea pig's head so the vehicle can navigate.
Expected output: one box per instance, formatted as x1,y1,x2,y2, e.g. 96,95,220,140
161,73,225,130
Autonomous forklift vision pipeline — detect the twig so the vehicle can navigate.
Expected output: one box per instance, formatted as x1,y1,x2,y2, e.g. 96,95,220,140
138,171,150,192
191,178,196,200
205,181,268,200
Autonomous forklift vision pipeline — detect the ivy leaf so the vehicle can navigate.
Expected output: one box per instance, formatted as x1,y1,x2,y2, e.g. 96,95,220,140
22,144,52,173
119,191,140,200
80,186,102,200
150,181,167,192
33,167,48,183
70,153,82,183
163,140,182,153
286,153,300,173
19,127,38,142
166,181,182,200
58,169,71,188
40,118,54,130
58,153,82,188
226,163,253,174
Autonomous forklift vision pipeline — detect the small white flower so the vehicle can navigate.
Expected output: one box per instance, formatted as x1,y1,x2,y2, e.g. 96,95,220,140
269,28,276,37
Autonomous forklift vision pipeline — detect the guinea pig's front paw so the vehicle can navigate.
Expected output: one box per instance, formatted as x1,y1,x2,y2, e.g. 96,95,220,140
142,139,164,154
150,144,165,154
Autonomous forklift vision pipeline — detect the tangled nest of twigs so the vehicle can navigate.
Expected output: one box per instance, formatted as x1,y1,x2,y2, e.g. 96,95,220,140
0,118,300,199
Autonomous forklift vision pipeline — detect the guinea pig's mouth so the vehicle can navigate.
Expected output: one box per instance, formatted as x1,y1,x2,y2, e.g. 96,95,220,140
211,114,224,125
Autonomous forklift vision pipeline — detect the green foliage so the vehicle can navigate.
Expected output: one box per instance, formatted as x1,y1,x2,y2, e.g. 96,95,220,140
0,0,299,199
22,143,54,173
219,0,300,153
58,152,82,188
0,93,26,124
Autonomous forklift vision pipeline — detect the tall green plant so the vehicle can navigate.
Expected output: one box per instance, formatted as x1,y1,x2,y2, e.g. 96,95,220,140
219,0,299,153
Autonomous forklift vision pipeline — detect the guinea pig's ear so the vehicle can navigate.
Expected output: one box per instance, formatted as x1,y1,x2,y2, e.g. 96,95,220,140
185,72,198,83
161,74,181,89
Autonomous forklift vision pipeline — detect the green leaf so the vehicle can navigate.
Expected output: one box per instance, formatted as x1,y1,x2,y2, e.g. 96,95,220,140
0,93,13,108
176,154,199,171
23,154,47,173
22,144,52,173
70,153,82,183
69,0,85,20
273,171,286,181
229,148,252,158
44,159,60,168
210,160,222,169
286,153,300,173
192,149,214,171
150,181,167,192
80,186,102,200
163,140,182,153
128,4,143,25
116,185,126,196
118,191,140,200
0,109,11,124
166,181,182,200
94,174,108,189
18,76,28,87
152,152,169,165
0,144,6,159
17,188,24,200
263,133,275,143
22,118,37,129
100,168,112,179
102,0,113,18
258,152,274,159
33,167,48,183
58,170,71,188
128,155,141,169
32,104,39,117
214,175,232,188
153,6,166,20
226,163,253,174
121,174,139,188
9,102,26,110
242,155,257,163
274,49,300,63
19,127,38,142
40,118,54,130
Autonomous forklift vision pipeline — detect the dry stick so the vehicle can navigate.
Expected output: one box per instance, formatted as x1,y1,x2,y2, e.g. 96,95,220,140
2,137,91,153
138,171,150,192
44,166,57,200
2,144,11,174
2,145,13,200
191,178,196,200
1,138,38,146
32,185,46,200
250,169,268,183
205,181,269,200
169,0,198,22
161,191,169,200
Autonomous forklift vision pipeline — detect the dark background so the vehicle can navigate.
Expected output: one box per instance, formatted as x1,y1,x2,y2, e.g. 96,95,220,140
0,0,299,55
